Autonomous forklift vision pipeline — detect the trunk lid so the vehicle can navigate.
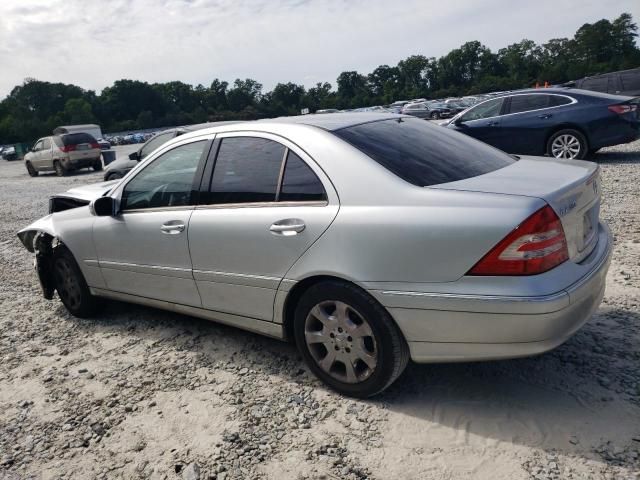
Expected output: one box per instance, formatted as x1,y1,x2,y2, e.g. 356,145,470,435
431,156,600,263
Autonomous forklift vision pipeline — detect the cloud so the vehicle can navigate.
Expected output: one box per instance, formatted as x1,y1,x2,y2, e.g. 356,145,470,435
0,0,638,98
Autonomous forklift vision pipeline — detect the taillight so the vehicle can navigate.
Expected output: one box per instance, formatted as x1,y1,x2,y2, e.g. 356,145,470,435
59,144,76,153
468,205,569,276
90,142,100,149
608,104,637,114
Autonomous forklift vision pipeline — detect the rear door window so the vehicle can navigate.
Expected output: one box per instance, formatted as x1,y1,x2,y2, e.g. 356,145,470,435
334,117,514,187
42,138,51,149
279,151,326,202
206,137,285,204
507,94,552,114
549,95,573,106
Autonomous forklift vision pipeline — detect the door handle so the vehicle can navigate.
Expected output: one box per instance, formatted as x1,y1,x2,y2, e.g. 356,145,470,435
487,121,499,127
160,222,185,234
538,113,553,119
270,219,306,236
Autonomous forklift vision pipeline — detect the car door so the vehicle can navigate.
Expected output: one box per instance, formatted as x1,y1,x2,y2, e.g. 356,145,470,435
450,97,508,149
92,138,211,306
30,140,44,168
498,94,559,155
40,137,53,168
188,133,339,321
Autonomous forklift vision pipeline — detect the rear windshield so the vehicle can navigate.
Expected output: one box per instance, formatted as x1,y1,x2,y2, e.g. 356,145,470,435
59,133,96,146
333,118,514,187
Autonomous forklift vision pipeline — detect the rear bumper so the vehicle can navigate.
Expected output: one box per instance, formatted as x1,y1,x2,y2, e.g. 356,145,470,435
371,222,613,362
63,155,101,169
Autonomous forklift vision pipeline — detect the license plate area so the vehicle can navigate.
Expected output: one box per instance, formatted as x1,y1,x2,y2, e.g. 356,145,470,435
580,204,598,253
77,144,89,150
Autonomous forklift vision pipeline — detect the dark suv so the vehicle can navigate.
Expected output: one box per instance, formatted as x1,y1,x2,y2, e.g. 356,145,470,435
566,68,640,97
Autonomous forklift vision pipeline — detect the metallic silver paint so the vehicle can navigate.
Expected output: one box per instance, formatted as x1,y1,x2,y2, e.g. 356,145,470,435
17,115,612,364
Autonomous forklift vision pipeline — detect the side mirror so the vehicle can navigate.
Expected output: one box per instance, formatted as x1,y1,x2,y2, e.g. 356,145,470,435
128,151,140,161
454,117,465,126
91,196,116,216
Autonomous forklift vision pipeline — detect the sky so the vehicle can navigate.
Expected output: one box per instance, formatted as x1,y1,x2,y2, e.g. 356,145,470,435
0,0,639,99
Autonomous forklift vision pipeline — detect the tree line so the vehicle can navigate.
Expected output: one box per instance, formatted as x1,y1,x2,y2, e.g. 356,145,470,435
1,13,639,144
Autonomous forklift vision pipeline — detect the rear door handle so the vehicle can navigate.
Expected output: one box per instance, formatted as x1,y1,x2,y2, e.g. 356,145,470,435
538,113,553,119
487,121,499,127
270,219,306,236
160,221,185,234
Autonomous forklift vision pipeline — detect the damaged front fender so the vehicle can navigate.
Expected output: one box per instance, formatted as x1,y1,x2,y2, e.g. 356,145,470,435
17,216,59,300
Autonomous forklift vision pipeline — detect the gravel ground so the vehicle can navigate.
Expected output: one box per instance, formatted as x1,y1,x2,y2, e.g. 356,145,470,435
0,143,638,480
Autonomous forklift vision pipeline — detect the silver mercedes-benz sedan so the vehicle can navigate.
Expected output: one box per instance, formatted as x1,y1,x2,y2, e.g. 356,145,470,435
18,113,612,397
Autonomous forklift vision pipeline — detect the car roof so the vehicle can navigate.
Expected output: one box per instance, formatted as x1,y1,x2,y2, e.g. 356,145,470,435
495,87,631,100
258,112,406,131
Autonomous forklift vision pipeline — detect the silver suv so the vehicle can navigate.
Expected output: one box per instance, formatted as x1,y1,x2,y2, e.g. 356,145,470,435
24,133,102,177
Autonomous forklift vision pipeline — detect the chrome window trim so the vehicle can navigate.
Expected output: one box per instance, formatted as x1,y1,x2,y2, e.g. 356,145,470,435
195,200,328,210
120,205,196,214
461,93,577,124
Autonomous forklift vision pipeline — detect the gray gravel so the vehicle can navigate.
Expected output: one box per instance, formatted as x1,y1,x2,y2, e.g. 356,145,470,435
0,142,638,479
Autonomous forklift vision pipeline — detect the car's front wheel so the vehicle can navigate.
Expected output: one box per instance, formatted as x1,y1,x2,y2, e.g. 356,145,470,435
106,172,123,181
430,112,440,120
52,248,99,318
547,129,588,160
26,162,38,177
294,280,409,398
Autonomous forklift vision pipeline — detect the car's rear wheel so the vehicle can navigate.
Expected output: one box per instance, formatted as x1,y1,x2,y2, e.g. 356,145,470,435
26,162,38,177
106,172,123,181
293,280,409,398
547,129,588,160
52,248,99,318
430,112,440,120
54,160,67,177
92,159,103,171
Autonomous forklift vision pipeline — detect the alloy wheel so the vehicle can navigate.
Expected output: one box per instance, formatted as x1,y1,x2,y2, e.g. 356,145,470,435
551,134,581,159
304,300,378,384
53,257,82,310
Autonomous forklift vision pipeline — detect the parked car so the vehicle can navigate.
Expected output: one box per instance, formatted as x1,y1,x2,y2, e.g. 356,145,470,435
103,122,238,181
402,101,452,119
386,100,410,113
445,88,640,159
24,133,102,177
1,145,17,161
18,113,611,397
96,138,111,150
565,67,640,97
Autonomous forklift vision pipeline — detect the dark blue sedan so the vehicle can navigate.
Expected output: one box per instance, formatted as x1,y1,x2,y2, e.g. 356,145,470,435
445,88,640,159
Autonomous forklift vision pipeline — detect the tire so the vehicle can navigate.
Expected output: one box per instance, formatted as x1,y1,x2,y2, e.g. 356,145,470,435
54,160,66,177
26,162,38,177
546,129,588,160
430,112,440,120
51,248,99,318
293,280,410,398
92,159,103,171
106,172,123,181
